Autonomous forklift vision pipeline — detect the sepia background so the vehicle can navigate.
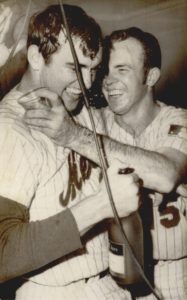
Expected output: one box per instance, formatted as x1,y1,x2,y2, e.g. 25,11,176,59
0,0,187,108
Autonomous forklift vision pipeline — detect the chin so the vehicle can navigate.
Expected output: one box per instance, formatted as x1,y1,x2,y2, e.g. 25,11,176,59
66,103,80,115
109,104,120,113
64,100,78,111
110,105,126,115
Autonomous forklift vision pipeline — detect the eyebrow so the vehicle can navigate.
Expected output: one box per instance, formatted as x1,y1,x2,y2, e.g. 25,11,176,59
66,62,101,70
66,62,87,68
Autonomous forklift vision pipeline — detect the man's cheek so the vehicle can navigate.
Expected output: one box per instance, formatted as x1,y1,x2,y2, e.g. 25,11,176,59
102,87,109,102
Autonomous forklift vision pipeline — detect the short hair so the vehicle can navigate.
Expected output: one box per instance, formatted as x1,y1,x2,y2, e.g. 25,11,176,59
27,4,102,62
105,27,161,79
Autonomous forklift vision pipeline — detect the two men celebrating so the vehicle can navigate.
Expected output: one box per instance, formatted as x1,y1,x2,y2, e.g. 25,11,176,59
0,3,187,300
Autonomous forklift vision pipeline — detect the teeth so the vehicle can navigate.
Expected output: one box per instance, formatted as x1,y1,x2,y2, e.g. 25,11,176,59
108,90,123,96
66,88,81,95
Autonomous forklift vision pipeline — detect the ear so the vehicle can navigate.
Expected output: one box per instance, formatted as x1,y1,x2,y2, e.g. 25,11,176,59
27,45,44,71
146,67,161,87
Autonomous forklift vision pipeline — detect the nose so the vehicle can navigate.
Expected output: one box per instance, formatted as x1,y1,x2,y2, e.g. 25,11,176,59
82,70,92,89
103,74,117,87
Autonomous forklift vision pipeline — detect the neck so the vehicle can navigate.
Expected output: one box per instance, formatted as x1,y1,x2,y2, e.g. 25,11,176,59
115,93,160,136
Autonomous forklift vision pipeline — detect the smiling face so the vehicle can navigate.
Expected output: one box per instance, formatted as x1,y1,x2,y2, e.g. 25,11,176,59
103,37,148,116
40,33,102,112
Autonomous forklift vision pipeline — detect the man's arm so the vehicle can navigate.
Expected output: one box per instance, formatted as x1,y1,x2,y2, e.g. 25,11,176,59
65,125,187,193
0,161,140,283
0,196,82,283
20,89,187,194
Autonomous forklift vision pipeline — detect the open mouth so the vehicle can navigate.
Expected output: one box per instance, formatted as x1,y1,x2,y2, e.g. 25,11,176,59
108,89,124,97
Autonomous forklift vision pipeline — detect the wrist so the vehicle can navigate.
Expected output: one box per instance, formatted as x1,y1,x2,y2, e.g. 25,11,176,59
65,121,86,148
65,120,81,147
71,191,104,235
53,116,78,147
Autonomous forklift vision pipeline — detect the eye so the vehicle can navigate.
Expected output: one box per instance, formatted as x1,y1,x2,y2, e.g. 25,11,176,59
118,67,129,73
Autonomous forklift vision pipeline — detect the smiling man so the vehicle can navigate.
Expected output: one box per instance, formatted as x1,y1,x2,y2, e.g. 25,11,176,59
103,37,148,118
101,29,187,298
0,6,142,300
25,27,187,299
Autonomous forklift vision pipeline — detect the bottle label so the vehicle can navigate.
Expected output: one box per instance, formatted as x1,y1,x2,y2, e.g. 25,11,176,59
109,241,125,274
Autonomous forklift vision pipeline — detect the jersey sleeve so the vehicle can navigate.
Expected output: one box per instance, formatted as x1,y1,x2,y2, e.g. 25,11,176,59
0,197,82,282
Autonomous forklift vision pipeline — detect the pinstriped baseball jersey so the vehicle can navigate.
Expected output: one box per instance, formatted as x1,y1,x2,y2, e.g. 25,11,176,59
94,101,187,260
16,275,132,300
136,258,187,300
91,102,187,299
0,87,113,298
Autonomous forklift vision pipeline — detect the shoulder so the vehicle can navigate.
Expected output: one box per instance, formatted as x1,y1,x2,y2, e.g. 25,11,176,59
0,102,44,167
157,101,187,126
0,110,35,151
0,87,26,129
154,101,187,137
155,101,187,154
0,88,50,150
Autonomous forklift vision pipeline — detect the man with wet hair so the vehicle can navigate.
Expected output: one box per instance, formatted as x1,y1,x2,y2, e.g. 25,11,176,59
27,27,187,299
0,5,140,300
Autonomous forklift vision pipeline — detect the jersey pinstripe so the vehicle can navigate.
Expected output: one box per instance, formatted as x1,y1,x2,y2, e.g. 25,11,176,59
137,259,187,300
92,101,187,299
16,275,132,300
0,88,116,299
94,101,187,260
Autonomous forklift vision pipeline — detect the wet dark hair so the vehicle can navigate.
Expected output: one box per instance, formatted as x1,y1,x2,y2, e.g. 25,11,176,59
27,4,102,62
104,27,161,81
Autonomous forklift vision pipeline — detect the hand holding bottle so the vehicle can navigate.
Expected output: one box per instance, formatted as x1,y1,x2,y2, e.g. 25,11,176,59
100,159,140,219
106,161,144,285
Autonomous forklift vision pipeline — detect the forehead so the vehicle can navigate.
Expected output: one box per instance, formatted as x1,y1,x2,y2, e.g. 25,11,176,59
54,31,102,68
110,37,144,66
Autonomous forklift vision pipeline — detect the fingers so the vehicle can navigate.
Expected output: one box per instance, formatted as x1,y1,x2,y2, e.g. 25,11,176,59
176,184,187,197
18,88,69,137
24,117,51,129
18,90,46,110
107,159,139,184
118,168,143,186
18,88,62,110
107,158,129,175
105,158,142,216
25,109,51,119
21,100,47,111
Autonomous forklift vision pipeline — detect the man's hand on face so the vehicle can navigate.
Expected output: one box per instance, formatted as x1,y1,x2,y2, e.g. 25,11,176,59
18,88,76,146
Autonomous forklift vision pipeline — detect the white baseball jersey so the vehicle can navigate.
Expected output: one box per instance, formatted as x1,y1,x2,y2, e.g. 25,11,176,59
0,87,131,300
92,101,187,299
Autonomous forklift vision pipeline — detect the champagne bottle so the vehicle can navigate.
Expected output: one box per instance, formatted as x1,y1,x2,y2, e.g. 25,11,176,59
109,211,144,285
